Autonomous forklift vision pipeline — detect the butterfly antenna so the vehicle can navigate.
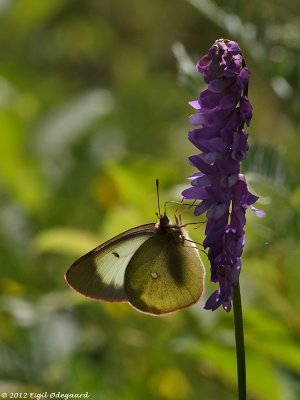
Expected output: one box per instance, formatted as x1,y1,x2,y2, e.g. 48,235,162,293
156,179,161,216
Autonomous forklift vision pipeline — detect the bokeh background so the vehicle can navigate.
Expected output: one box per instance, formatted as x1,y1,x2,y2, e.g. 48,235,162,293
1,0,300,399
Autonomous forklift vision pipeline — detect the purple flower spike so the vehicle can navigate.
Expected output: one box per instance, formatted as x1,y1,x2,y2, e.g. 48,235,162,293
182,39,264,312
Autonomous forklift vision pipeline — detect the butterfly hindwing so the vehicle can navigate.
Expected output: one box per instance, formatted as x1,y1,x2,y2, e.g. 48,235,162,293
65,224,156,302
124,227,204,315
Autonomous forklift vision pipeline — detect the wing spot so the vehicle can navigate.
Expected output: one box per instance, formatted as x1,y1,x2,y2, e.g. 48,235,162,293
151,272,159,279
112,252,120,258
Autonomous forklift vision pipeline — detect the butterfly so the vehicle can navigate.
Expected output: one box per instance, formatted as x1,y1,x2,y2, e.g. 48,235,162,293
65,211,205,316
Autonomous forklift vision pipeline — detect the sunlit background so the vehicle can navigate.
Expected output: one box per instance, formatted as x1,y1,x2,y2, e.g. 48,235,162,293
1,0,300,399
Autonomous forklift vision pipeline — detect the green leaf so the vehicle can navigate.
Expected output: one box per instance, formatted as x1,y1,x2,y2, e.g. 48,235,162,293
33,227,100,256
191,340,281,400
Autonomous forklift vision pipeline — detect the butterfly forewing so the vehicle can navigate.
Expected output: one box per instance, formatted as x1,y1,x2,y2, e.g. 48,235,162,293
124,228,204,315
65,225,156,302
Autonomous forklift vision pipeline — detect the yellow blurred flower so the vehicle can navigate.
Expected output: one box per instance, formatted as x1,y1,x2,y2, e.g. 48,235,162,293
150,368,190,399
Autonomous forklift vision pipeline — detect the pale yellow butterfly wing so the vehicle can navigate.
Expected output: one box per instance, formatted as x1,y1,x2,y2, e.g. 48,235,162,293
124,228,205,315
65,224,156,301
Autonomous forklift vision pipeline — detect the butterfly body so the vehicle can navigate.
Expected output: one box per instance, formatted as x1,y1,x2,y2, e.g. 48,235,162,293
65,214,204,315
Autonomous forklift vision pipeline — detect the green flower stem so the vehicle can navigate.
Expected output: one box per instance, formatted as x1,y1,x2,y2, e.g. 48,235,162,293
233,283,246,400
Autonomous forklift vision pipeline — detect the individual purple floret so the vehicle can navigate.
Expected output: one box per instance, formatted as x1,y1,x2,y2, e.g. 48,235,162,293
182,39,265,312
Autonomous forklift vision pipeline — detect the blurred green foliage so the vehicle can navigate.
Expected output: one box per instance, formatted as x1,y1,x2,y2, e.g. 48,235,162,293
0,0,300,399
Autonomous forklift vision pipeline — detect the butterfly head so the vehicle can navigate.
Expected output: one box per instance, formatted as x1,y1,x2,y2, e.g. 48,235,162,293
155,212,170,229
155,212,185,245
